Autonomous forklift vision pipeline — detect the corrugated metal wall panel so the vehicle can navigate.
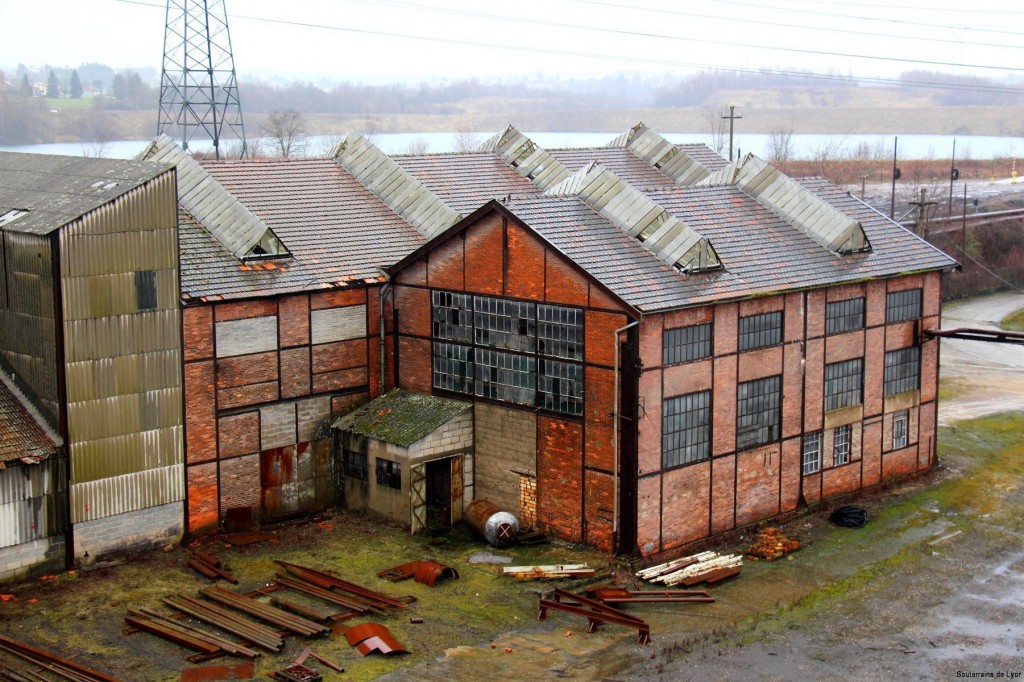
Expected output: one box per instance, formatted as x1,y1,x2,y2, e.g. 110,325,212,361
0,459,67,548
70,425,182,483
70,463,184,523
67,388,182,443
64,310,180,363
65,349,181,403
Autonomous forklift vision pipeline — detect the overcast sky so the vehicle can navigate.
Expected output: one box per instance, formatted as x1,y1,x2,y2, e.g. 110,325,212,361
2,0,1023,85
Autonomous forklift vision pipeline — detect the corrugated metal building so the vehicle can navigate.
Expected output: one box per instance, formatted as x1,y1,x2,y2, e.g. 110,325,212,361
0,152,183,574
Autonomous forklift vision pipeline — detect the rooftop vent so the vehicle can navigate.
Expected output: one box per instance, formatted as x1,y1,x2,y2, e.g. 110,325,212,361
479,125,571,191
608,122,711,186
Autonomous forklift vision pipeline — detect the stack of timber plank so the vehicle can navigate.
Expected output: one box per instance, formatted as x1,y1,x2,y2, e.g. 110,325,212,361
636,551,742,587
502,564,595,580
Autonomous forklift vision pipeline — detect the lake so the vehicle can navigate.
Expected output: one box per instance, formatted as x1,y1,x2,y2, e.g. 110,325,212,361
2,132,1021,161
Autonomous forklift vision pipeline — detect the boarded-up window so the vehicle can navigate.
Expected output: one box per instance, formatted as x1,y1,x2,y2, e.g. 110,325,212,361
311,305,366,344
135,270,158,312
215,316,278,357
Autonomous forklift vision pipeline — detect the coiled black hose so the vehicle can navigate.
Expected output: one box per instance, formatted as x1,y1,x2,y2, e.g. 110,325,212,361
829,505,867,528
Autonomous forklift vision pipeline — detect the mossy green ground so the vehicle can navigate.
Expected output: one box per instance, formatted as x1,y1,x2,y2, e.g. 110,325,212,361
1001,308,1024,332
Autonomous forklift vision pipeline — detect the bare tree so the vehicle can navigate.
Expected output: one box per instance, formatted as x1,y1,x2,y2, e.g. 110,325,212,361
452,120,482,152
261,110,307,158
406,137,430,155
703,105,729,155
766,125,794,172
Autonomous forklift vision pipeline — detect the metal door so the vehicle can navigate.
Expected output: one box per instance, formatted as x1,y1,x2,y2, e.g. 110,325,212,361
450,455,464,524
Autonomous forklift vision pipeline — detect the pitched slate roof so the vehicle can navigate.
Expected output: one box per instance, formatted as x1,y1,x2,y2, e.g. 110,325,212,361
0,378,59,464
392,151,540,215
180,157,425,300
332,389,471,447
500,177,956,312
0,152,170,236
548,146,679,188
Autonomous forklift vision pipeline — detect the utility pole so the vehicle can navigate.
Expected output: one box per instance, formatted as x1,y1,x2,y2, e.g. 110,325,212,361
722,105,742,161
948,139,958,217
909,187,937,239
890,137,900,220
860,173,868,199
158,0,247,158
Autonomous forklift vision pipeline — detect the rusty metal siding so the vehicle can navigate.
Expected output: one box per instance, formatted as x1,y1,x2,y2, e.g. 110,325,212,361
57,171,185,525
0,459,67,548
0,231,59,427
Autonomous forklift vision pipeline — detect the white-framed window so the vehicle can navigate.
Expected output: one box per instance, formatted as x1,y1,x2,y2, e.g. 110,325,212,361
802,431,822,475
833,424,851,465
893,410,909,449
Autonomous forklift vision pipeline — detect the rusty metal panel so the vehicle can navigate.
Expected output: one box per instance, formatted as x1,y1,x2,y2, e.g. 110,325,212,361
70,463,184,523
261,441,333,521
0,458,67,548
451,455,463,524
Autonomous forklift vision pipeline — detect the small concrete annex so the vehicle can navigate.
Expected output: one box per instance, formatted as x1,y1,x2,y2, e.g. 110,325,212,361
0,153,183,578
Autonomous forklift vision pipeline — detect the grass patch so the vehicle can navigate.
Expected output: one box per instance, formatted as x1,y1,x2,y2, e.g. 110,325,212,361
1000,308,1024,332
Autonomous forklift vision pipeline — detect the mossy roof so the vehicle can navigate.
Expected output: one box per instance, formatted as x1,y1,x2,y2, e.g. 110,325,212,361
332,389,471,447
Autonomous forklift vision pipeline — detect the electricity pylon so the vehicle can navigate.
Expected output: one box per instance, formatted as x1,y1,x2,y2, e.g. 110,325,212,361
157,0,247,158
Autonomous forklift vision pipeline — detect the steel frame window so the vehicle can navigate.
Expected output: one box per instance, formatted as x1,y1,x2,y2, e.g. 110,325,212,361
886,288,922,323
344,449,368,481
833,424,851,465
884,346,920,396
663,322,712,365
736,375,781,450
662,390,711,469
826,297,865,335
738,312,783,351
802,431,822,475
135,270,158,311
375,458,402,489
431,290,584,416
824,358,864,411
892,410,909,449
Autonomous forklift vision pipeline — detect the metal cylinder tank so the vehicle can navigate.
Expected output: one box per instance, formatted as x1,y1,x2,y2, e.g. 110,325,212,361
464,499,520,548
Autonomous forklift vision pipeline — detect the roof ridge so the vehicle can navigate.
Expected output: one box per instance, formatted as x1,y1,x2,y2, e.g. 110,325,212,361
608,122,712,187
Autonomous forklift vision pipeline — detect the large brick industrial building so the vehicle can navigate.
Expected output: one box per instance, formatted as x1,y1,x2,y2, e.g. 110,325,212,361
0,124,956,575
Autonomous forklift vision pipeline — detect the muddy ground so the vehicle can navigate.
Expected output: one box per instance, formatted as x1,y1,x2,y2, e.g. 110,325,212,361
1,294,1022,682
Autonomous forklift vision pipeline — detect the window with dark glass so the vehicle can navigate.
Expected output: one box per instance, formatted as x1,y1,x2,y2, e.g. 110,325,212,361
892,410,909,449
135,270,158,311
663,323,712,365
802,431,822,474
833,425,851,465
826,298,865,335
432,291,473,342
662,390,711,468
430,290,584,416
886,288,922,323
824,358,863,411
884,346,920,396
736,375,781,450
376,458,402,489
738,312,783,351
344,449,367,481
537,304,583,360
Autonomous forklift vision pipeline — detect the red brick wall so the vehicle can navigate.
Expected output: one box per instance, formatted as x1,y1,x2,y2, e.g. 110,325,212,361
427,236,465,290
278,294,310,347
183,306,214,361
218,412,259,458
311,288,366,310
220,454,261,520
710,456,736,534
188,462,218,532
185,361,216,464
537,416,583,543
397,336,432,394
215,299,277,321
544,257,588,307
280,348,311,399
464,212,504,296
661,463,711,549
584,366,614,471
585,310,627,367
505,220,545,300
217,351,278,388
583,470,614,551
395,286,431,338
735,444,781,527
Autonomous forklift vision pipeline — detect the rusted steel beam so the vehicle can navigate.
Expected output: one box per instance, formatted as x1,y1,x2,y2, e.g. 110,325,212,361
179,662,255,681
162,596,284,652
276,562,411,609
127,609,260,659
199,587,328,637
124,616,222,656
268,597,330,623
188,558,221,581
588,587,715,604
537,592,650,645
272,574,370,615
0,635,123,682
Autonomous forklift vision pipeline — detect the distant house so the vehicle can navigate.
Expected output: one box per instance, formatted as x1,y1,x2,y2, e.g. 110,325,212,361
0,153,183,578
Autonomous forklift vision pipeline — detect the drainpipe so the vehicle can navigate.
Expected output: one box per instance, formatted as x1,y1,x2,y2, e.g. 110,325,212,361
379,281,392,395
612,320,639,550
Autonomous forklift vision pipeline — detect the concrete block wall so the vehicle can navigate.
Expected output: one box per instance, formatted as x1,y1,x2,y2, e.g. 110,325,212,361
73,501,182,564
0,535,64,583
473,402,536,513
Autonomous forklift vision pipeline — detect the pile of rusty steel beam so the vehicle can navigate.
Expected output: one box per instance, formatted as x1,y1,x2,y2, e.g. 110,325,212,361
537,589,650,645
124,608,261,659
746,527,800,561
0,634,122,682
636,551,742,587
377,560,459,586
161,594,284,653
275,561,412,613
187,552,237,584
502,563,595,580
199,586,329,638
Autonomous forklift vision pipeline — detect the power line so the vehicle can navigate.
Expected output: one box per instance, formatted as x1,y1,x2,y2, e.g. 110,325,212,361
729,0,1024,19
112,0,1024,95
566,0,1024,51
